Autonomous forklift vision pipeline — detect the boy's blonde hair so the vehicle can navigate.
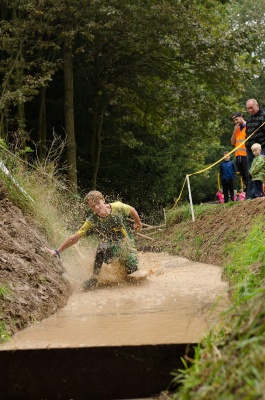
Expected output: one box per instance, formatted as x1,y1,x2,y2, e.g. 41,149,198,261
251,143,261,150
85,190,104,203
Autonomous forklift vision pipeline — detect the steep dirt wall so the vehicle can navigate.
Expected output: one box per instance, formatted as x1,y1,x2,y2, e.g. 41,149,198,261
0,182,71,335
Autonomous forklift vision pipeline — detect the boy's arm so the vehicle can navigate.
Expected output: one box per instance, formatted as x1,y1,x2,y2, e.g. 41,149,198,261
46,233,81,258
129,207,142,231
250,157,265,175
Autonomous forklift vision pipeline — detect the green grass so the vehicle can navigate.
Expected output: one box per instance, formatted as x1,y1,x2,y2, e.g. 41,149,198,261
0,284,13,343
172,287,265,399
0,321,10,343
0,284,13,300
166,202,234,226
223,221,265,298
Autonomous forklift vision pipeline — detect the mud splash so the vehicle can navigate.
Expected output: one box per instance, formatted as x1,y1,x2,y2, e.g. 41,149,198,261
0,251,229,350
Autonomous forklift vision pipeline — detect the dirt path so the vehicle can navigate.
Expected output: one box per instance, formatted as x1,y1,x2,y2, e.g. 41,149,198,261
0,251,228,350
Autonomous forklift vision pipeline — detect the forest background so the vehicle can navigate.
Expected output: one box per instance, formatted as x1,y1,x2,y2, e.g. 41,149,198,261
1,0,265,218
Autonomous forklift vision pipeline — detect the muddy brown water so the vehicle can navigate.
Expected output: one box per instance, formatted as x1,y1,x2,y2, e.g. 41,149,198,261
0,250,229,350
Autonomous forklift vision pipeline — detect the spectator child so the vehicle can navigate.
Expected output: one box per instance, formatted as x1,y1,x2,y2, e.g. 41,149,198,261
220,151,236,203
216,189,224,203
248,143,265,199
238,189,246,201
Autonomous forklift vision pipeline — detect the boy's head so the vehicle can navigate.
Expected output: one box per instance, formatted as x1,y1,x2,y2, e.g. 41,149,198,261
223,151,230,161
85,190,105,207
251,143,261,156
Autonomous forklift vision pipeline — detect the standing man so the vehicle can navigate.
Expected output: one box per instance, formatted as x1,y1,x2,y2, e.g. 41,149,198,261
245,99,265,198
245,99,265,167
231,112,248,190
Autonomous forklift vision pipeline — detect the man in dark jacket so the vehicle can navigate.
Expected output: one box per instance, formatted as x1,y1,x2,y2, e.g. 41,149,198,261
220,151,236,203
245,99,265,199
246,99,265,167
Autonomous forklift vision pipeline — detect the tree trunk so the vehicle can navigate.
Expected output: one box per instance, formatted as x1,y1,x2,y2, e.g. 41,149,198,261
63,25,77,192
91,109,105,189
38,86,47,162
90,97,109,189
17,101,26,150
13,7,26,152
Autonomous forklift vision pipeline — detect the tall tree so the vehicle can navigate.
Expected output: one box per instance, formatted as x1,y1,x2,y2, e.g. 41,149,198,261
0,0,61,149
63,20,77,190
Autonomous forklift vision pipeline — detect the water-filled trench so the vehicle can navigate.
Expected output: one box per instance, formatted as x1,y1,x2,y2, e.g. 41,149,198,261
1,249,229,350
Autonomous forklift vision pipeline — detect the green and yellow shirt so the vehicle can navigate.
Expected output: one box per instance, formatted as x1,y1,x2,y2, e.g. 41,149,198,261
77,201,132,241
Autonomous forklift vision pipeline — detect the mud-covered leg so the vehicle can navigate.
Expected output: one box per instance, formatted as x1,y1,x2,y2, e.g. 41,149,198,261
125,251,139,275
125,264,138,274
83,244,112,290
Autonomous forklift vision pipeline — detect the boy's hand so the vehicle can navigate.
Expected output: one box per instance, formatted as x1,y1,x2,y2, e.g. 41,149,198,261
44,247,58,257
134,222,142,231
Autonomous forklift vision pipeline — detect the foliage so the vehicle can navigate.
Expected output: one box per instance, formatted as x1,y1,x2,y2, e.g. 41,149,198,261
0,138,86,242
0,320,11,343
228,0,265,107
0,285,13,343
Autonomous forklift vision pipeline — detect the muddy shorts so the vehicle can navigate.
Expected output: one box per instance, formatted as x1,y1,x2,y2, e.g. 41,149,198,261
99,236,138,268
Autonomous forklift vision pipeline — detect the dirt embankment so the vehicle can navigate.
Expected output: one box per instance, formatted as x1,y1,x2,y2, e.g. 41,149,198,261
137,198,265,266
0,183,71,335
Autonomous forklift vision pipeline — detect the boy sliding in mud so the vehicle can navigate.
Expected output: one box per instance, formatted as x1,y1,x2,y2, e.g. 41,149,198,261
46,190,142,290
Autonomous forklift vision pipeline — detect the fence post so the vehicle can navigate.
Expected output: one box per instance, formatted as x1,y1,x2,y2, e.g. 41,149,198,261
186,175,195,222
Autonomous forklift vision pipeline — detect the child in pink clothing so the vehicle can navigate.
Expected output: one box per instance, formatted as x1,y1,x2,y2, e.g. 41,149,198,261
216,189,224,203
238,189,246,201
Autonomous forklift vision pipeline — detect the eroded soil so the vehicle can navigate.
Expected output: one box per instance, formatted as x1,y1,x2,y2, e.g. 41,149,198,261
0,182,71,335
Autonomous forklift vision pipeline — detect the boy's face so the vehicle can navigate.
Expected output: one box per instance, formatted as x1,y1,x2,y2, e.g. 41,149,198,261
224,154,230,161
252,146,261,156
87,198,106,215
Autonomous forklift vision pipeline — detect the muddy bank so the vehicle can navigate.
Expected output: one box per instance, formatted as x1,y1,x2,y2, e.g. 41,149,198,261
0,183,70,336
